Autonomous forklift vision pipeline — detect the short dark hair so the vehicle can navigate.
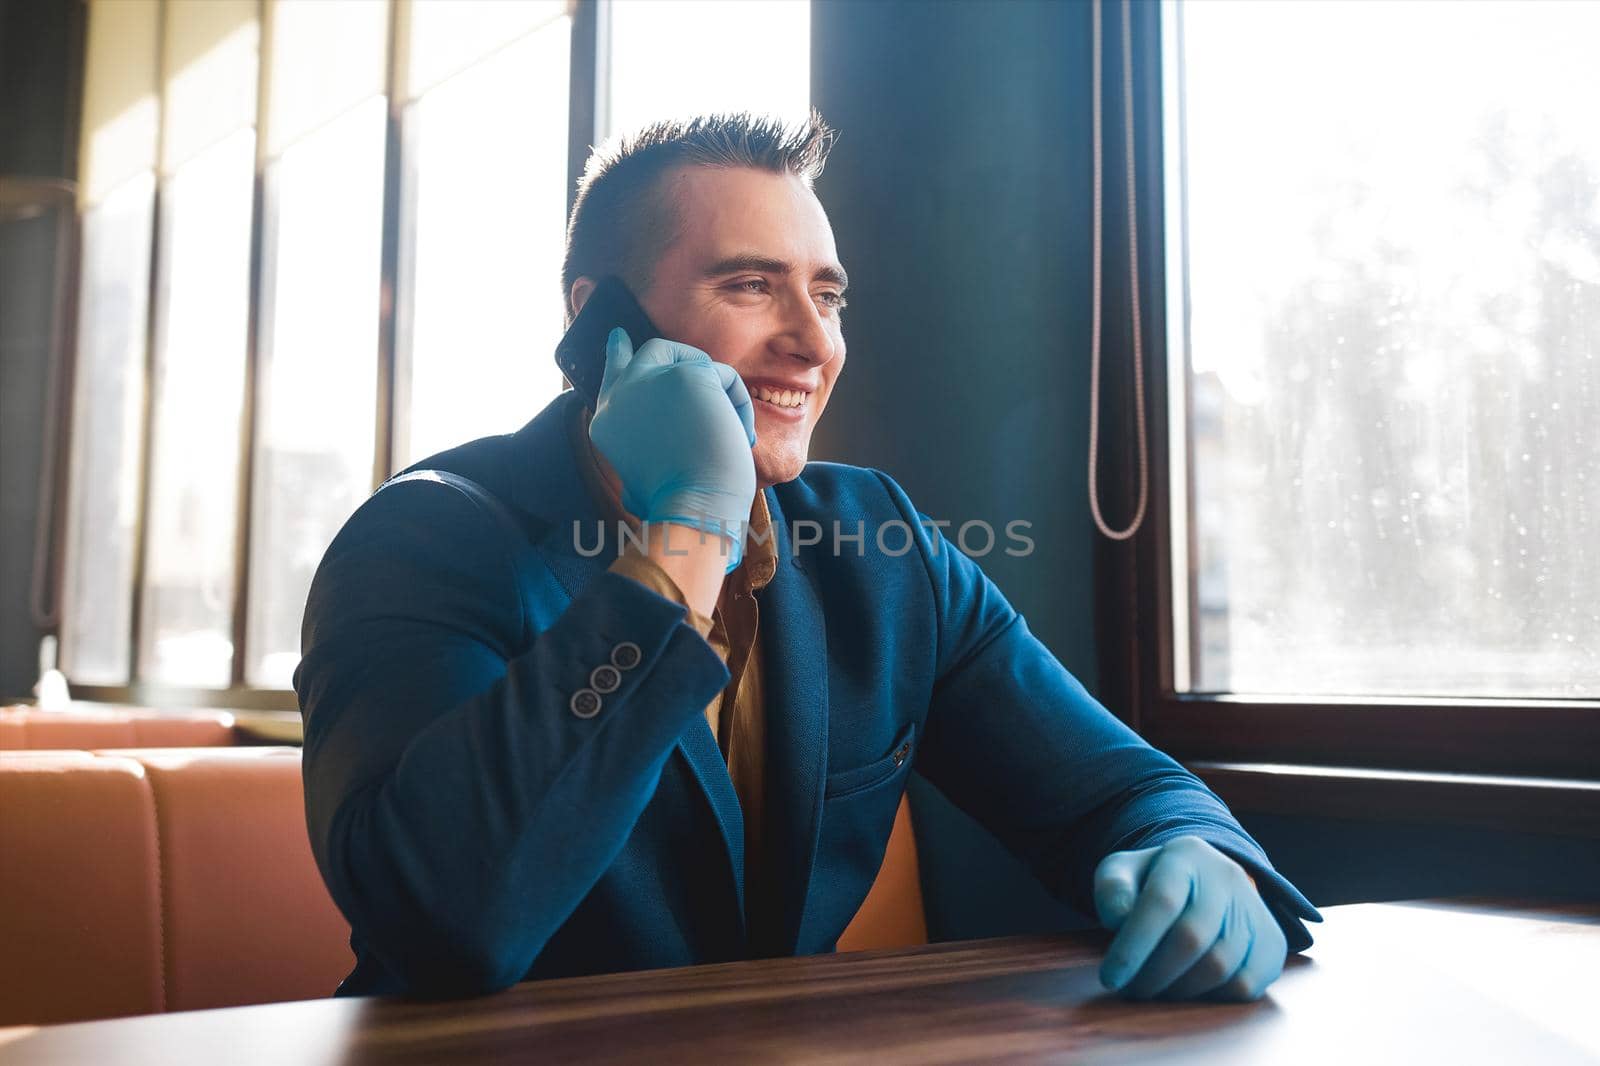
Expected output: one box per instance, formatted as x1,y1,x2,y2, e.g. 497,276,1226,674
560,108,838,323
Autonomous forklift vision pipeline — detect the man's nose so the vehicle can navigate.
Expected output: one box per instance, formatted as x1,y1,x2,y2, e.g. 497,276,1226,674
777,289,839,366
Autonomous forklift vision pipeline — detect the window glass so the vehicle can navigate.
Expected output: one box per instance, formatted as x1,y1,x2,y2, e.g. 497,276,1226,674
161,0,258,174
264,0,389,157
60,176,156,684
403,0,567,101
399,10,572,467
245,98,387,689
604,0,810,136
77,0,160,208
62,0,163,683
137,128,256,685
243,0,391,688
134,0,259,686
1167,0,1600,698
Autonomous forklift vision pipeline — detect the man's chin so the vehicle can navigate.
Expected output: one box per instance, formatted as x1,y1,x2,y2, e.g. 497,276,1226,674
754,451,807,489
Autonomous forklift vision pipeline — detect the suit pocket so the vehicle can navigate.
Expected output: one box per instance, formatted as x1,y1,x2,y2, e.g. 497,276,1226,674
824,721,916,801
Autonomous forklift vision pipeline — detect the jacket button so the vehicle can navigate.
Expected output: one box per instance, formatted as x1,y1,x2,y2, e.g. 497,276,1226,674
893,743,911,767
610,641,642,670
570,689,602,719
590,664,621,694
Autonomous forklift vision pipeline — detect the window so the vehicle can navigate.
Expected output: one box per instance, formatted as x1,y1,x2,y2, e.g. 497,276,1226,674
138,1,259,687
398,0,571,468
1092,0,1599,785
245,1,391,688
1167,0,1599,703
59,0,812,705
603,0,810,137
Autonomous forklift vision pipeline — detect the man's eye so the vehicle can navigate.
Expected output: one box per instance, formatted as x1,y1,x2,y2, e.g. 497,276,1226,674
729,279,845,311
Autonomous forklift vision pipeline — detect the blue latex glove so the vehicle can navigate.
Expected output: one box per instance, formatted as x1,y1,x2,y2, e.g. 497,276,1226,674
588,327,757,573
1093,835,1288,1002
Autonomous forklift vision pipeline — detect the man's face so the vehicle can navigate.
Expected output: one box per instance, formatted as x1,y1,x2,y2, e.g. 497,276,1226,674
634,165,849,488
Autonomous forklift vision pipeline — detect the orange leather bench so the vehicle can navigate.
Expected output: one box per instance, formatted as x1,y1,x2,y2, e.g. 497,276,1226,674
0,748,352,1026
0,705,238,750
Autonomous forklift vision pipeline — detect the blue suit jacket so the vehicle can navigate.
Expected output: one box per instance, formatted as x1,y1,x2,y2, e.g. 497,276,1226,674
296,388,1318,998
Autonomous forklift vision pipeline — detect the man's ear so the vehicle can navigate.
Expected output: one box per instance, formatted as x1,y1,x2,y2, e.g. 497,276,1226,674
569,276,596,319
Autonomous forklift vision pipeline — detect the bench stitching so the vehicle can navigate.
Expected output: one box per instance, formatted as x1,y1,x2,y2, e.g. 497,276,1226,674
140,764,170,1013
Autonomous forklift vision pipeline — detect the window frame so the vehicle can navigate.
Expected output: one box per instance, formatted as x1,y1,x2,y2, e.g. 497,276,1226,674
1093,0,1600,832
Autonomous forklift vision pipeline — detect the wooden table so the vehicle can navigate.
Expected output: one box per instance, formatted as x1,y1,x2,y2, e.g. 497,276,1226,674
2,900,1595,1065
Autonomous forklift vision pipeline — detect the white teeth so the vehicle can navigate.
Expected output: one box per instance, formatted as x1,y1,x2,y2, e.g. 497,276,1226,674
754,385,806,409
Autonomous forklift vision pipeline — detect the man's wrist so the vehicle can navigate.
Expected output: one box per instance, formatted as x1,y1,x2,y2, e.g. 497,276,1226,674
647,515,745,572
634,521,729,619
608,549,716,640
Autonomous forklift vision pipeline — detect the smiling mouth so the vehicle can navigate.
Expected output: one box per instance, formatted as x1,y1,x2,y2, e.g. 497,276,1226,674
750,385,808,410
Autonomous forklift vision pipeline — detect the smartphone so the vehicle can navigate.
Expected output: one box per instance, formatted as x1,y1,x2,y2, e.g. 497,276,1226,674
555,275,662,411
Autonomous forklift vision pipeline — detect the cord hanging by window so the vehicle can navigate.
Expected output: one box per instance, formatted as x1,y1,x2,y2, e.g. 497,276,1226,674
1087,0,1149,541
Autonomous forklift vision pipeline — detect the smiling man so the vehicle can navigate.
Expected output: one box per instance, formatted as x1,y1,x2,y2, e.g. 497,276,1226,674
296,111,1319,1004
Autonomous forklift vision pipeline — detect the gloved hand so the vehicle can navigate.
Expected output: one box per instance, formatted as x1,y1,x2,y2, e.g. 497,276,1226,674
1093,835,1287,1002
588,327,757,573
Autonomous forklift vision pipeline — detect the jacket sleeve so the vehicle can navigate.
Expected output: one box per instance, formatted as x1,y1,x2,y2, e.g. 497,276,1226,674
295,474,730,996
869,471,1323,952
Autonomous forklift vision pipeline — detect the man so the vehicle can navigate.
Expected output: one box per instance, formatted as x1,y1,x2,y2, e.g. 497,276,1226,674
296,110,1319,1004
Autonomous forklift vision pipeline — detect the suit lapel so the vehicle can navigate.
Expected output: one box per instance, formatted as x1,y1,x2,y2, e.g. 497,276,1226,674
757,487,830,956
512,391,749,943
